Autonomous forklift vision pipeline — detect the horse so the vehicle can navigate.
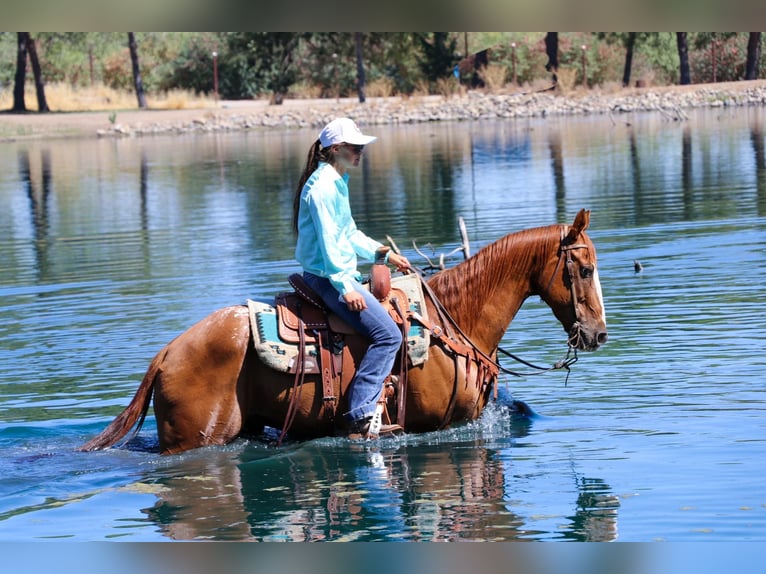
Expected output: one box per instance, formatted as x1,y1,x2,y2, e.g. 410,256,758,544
80,209,607,455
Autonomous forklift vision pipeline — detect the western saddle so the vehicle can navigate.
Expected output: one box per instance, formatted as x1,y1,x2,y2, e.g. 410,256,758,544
274,271,409,445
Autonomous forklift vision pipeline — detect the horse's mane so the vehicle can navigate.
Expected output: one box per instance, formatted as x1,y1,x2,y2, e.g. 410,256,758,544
426,224,562,333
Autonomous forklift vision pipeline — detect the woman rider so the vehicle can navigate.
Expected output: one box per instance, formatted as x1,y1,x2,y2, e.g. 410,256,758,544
293,117,410,439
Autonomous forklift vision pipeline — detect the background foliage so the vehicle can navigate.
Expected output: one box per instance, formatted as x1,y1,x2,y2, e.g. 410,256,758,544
0,32,763,104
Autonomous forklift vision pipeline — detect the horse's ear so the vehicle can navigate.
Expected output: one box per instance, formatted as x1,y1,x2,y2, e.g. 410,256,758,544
565,209,590,243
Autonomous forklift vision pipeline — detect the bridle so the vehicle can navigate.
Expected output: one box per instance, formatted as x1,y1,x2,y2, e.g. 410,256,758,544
543,225,593,350
408,223,595,385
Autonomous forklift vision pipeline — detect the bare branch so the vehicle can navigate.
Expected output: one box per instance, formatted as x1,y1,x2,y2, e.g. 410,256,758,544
458,216,470,259
412,240,436,269
385,235,401,255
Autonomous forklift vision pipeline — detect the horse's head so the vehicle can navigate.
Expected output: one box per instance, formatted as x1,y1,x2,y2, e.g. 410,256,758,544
538,209,608,352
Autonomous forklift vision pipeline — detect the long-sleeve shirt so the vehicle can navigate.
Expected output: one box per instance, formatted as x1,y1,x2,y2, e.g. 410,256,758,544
295,162,383,296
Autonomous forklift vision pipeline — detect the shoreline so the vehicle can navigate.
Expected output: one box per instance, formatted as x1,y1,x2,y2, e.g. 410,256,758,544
2,79,766,141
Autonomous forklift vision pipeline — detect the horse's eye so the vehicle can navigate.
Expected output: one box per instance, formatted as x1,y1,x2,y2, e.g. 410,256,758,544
580,265,594,279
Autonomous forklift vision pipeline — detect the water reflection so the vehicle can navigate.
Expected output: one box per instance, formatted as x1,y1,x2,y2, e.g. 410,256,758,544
141,422,619,542
3,110,765,289
139,148,149,232
751,120,766,216
548,129,567,220
19,147,52,283
2,109,766,542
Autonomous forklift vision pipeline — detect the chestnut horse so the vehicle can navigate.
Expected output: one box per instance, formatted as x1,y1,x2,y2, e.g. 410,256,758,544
80,209,607,455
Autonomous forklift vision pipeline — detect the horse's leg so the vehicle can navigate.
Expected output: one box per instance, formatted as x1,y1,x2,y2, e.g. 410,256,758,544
153,306,252,454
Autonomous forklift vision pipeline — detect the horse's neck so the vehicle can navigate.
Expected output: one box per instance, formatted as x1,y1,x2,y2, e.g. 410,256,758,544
427,228,555,353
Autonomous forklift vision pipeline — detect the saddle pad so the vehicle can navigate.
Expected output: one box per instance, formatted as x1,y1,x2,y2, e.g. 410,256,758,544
247,298,321,373
246,272,430,373
385,272,430,365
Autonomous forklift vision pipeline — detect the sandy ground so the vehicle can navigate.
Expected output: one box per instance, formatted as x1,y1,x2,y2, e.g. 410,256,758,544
2,80,765,141
0,96,411,140
0,99,269,140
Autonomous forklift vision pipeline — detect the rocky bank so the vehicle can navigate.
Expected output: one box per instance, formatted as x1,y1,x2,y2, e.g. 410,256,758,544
99,82,766,138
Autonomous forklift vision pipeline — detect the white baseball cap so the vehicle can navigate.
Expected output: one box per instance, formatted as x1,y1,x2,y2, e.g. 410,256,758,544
318,118,377,148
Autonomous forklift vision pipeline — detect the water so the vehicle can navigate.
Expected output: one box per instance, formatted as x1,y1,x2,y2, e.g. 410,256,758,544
1,107,765,541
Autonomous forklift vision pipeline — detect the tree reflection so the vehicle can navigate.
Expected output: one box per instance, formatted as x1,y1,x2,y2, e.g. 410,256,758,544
139,148,149,233
681,125,695,221
751,119,766,217
548,130,567,221
19,147,52,282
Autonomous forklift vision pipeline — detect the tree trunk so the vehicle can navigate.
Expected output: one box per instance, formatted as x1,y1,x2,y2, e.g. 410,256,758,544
676,32,691,85
128,32,147,109
545,32,559,83
13,33,28,112
25,34,49,112
622,32,637,87
355,32,366,104
745,32,762,80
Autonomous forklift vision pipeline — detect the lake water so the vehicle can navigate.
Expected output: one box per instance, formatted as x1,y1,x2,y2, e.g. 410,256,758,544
1,107,765,541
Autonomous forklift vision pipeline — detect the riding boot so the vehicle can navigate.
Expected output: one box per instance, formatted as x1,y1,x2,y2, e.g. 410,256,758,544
347,403,403,440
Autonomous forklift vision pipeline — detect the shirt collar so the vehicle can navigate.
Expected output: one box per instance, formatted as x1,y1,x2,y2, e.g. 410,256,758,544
318,161,349,183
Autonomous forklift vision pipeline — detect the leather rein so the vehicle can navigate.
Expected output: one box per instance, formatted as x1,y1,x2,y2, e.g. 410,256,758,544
409,224,590,386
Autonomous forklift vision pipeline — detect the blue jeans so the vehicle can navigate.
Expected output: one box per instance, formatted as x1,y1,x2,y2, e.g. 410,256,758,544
302,272,402,423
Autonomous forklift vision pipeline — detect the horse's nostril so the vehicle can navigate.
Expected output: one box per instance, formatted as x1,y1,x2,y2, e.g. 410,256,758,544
597,331,608,345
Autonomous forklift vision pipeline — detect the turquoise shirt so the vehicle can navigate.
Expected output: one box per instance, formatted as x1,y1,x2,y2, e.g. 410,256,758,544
295,162,383,296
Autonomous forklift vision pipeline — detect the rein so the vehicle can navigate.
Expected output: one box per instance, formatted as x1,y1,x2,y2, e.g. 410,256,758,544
408,263,576,384
407,224,589,386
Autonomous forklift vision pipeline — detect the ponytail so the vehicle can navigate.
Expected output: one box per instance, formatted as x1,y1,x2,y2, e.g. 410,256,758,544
293,139,332,234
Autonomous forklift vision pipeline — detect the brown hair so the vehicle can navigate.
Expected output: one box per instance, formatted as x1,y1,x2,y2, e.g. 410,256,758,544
293,140,335,234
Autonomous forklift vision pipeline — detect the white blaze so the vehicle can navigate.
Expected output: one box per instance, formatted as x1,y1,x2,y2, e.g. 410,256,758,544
593,266,606,324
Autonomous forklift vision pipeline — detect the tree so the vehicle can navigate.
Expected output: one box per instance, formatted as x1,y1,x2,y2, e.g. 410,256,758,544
745,32,762,80
622,33,637,87
415,32,458,84
12,33,49,112
13,33,28,112
355,32,366,103
226,33,307,104
597,33,661,87
26,35,49,112
691,32,742,83
128,33,147,109
677,32,691,85
545,32,559,82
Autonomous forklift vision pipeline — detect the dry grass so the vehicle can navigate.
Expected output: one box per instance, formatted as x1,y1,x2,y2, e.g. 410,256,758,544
365,77,396,98
555,67,579,95
435,77,464,98
411,78,432,97
477,64,508,93
595,80,625,95
0,83,215,112
287,81,323,99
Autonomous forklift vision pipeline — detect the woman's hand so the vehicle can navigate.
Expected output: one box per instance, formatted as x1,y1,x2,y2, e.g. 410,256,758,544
387,252,411,272
343,291,367,312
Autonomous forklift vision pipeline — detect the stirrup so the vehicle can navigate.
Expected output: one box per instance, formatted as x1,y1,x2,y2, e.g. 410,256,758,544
368,402,384,436
366,403,403,439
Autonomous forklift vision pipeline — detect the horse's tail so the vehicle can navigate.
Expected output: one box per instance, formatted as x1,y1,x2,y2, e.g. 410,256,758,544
78,347,165,452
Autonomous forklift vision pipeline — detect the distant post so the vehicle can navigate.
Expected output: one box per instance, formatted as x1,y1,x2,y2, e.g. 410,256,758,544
581,44,588,87
511,42,517,85
212,51,219,102
332,52,339,101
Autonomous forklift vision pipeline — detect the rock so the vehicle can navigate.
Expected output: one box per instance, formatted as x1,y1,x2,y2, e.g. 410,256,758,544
95,84,766,138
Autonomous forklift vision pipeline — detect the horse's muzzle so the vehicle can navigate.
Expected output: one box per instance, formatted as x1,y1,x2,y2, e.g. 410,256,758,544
568,322,608,351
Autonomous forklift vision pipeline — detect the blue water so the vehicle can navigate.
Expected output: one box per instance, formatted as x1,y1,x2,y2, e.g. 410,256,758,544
1,108,765,540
